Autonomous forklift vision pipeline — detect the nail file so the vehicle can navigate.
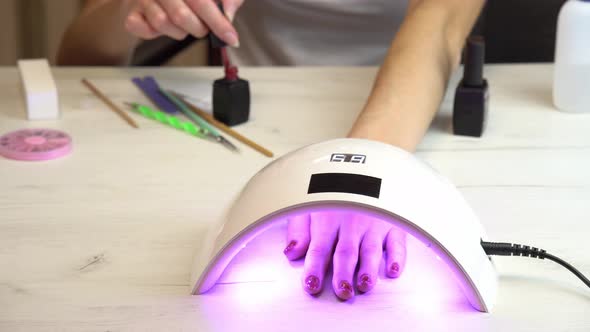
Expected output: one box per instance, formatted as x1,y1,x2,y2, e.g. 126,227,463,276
17,59,60,120
0,128,72,161
132,77,178,114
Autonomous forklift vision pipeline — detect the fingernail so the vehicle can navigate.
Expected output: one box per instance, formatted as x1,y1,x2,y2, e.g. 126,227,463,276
225,8,235,22
224,32,240,48
357,274,372,293
305,275,320,293
389,262,401,278
283,240,296,255
338,280,354,300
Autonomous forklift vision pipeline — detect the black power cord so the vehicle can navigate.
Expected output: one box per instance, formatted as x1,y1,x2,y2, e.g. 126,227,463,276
481,241,590,289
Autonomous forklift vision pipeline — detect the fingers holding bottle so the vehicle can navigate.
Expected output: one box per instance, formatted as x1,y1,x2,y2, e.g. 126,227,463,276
124,0,243,46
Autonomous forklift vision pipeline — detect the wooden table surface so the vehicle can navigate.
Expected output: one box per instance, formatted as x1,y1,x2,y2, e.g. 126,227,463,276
0,64,589,331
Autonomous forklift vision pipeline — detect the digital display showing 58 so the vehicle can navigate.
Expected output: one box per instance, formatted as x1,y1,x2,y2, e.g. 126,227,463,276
307,173,381,198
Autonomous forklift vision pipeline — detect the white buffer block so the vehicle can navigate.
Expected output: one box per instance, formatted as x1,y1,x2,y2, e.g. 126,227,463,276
17,59,60,120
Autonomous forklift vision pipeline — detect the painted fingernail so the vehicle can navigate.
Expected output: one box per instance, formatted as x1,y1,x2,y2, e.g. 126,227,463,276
225,7,236,22
357,274,372,292
338,280,354,300
390,262,401,278
224,32,240,48
283,240,296,254
305,275,320,293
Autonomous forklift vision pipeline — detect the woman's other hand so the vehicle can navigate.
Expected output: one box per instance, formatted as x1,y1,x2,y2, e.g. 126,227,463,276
284,212,407,300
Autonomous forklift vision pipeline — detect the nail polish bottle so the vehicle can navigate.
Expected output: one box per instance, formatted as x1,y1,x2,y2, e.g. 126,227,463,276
208,2,250,126
213,66,250,126
452,36,488,137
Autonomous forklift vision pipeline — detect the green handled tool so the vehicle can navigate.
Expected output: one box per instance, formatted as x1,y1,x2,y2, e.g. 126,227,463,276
125,102,209,139
159,89,238,152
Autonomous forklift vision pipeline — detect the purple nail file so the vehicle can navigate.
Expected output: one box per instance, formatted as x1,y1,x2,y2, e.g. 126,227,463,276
132,76,178,114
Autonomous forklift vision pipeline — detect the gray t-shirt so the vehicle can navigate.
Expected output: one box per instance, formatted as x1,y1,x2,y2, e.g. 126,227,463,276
228,0,409,66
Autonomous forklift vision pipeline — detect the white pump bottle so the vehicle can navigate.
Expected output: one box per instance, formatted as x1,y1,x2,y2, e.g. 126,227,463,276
553,0,590,113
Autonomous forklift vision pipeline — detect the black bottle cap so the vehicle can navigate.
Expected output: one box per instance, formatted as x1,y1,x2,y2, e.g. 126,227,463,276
463,36,485,87
213,78,250,126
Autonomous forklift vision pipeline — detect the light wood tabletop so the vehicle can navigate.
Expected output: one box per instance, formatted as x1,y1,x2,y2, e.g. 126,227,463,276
0,64,589,331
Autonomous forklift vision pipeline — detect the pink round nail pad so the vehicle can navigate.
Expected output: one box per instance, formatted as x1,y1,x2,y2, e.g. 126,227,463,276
0,128,72,161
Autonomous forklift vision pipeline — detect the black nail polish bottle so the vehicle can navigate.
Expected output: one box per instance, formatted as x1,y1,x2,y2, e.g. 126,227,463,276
452,36,488,137
213,66,250,127
208,2,250,127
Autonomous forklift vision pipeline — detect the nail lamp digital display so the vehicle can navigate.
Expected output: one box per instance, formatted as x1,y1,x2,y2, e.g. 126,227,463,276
190,138,498,312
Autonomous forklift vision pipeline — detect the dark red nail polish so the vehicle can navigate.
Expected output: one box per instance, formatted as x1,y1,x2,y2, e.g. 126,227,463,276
283,240,297,254
305,275,320,292
338,280,354,299
390,262,400,277
358,274,372,292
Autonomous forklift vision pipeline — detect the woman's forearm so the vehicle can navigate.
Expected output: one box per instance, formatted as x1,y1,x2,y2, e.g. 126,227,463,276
57,0,138,66
348,0,485,152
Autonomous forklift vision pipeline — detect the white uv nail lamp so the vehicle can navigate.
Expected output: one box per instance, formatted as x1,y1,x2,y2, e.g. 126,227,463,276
189,138,498,312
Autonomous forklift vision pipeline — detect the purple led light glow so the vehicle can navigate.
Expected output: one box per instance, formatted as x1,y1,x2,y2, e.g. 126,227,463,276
196,202,489,312
211,219,471,312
